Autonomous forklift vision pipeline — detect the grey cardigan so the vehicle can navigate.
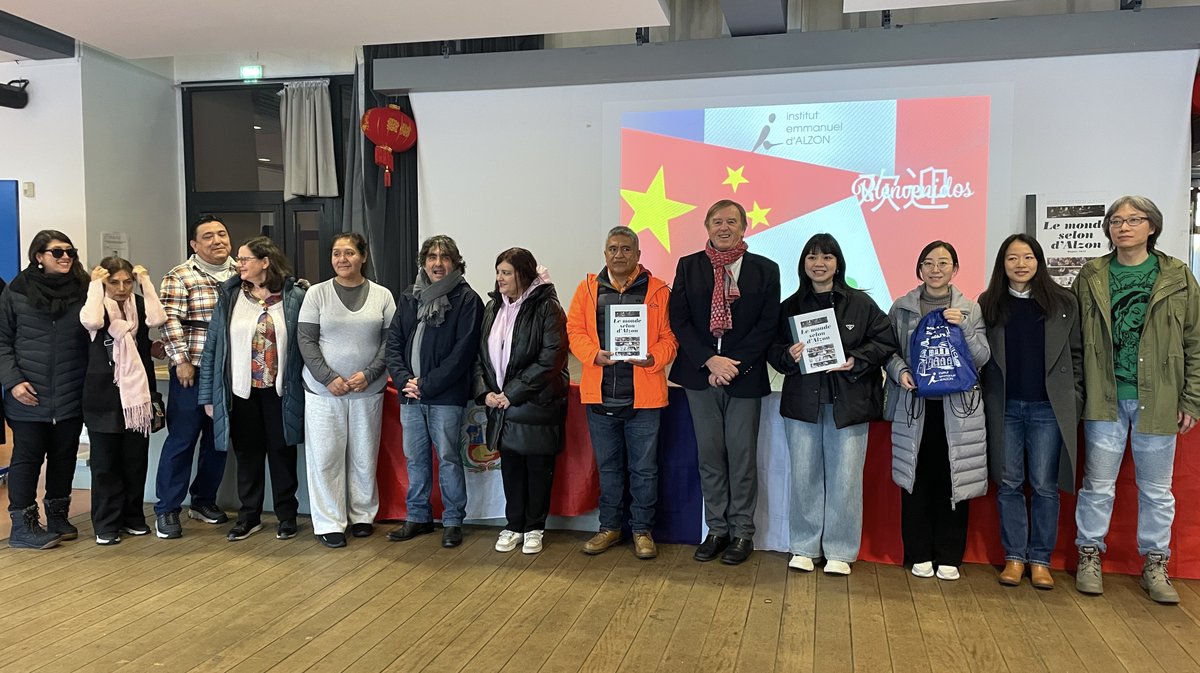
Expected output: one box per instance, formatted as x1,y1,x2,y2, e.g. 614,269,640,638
884,285,991,506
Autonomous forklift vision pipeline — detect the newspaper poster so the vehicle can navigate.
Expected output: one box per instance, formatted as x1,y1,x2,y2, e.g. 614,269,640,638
787,308,846,374
606,304,647,360
1027,193,1113,288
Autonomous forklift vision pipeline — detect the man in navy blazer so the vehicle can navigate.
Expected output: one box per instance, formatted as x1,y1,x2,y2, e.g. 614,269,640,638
668,199,780,565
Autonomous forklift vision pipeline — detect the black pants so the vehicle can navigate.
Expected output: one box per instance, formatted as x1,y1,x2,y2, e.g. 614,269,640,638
901,400,970,567
89,430,149,535
230,388,299,524
500,450,556,533
7,418,84,511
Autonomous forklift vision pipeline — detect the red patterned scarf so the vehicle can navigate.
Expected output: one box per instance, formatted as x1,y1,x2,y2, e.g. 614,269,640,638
704,241,748,338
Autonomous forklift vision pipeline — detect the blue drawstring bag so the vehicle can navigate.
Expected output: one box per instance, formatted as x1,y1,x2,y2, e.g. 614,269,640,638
908,308,977,398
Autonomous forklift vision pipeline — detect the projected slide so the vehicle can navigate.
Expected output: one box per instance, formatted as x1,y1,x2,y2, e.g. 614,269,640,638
619,97,990,307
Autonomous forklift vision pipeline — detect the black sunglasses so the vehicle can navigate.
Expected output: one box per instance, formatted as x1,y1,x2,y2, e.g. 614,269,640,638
40,248,79,260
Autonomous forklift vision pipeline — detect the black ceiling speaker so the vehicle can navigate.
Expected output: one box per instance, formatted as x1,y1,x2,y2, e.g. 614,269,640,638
0,80,29,109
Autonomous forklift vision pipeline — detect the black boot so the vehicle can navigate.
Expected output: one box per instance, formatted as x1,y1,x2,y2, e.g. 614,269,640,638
44,497,78,541
9,505,61,550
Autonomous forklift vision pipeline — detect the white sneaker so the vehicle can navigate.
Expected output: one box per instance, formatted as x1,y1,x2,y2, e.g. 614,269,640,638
495,529,523,552
522,529,544,554
911,561,935,578
788,554,815,572
824,560,852,575
936,565,960,581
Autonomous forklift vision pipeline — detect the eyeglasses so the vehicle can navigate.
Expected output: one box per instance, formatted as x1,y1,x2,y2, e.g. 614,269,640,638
40,248,79,260
234,256,262,264
1108,216,1149,228
920,260,953,271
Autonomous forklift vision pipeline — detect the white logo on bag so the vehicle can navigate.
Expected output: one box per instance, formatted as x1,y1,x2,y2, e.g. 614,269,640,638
916,325,964,384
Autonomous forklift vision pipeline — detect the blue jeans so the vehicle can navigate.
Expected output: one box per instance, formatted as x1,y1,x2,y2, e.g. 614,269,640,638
997,399,1061,566
155,368,226,515
783,406,869,563
585,408,661,533
400,403,467,526
1076,399,1177,556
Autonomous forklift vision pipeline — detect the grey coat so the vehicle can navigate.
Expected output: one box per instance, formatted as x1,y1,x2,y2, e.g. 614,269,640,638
981,296,1083,493
884,285,990,506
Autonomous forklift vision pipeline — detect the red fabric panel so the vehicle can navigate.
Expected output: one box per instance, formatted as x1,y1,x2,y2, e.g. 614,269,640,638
376,384,598,521
860,421,1200,578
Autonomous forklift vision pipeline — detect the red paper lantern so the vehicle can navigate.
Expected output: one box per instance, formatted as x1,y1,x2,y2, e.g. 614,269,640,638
361,104,417,186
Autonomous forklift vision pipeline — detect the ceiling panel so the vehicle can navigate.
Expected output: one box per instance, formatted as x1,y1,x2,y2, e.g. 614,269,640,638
1,0,670,59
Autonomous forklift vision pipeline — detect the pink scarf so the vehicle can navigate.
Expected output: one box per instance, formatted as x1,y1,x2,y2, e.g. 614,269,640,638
705,241,747,338
487,269,550,389
105,296,153,435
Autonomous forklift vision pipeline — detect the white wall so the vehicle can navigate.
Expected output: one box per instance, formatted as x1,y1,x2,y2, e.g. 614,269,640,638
80,45,182,282
0,58,87,261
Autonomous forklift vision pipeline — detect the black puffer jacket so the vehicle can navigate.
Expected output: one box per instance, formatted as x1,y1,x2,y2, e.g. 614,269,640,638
768,284,897,428
473,282,569,456
0,273,88,423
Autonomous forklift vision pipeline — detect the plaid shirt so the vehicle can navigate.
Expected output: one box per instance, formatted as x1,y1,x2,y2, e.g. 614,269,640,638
160,256,236,367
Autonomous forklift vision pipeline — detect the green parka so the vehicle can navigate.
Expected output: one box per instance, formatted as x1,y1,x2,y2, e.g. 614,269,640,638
1073,250,1200,435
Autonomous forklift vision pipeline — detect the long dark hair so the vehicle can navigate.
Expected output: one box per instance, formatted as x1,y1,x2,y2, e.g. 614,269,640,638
27,229,90,285
979,233,1072,327
796,233,848,295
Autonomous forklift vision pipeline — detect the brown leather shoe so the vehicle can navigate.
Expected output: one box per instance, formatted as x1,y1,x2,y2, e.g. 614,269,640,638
583,529,621,555
998,560,1025,586
1030,564,1055,590
633,532,657,560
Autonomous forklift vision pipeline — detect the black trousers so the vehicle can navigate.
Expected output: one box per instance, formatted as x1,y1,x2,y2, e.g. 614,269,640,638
230,388,299,524
89,430,149,535
7,418,84,511
500,450,556,533
900,400,970,567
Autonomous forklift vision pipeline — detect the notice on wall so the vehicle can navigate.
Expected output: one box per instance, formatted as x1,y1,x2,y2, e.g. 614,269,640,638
100,232,130,262
1026,193,1112,288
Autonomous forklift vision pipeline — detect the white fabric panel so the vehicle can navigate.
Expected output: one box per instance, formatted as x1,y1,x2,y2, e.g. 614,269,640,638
411,50,1197,310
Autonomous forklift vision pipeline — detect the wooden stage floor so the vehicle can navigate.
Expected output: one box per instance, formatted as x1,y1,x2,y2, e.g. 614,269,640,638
2,512,1200,673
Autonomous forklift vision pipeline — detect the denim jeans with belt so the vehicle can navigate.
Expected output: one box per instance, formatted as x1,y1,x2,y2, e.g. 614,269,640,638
1075,399,1177,556
585,408,661,533
997,399,1061,566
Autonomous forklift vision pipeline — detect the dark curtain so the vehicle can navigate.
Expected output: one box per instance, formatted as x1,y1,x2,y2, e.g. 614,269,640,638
341,37,543,298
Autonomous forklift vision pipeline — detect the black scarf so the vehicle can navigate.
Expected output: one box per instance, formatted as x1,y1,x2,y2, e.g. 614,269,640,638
9,263,86,317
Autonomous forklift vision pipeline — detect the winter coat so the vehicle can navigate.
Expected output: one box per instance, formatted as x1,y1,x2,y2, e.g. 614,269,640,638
473,283,569,456
1074,251,1200,435
884,285,990,505
0,272,88,424
981,293,1083,493
387,280,484,407
198,277,307,452
768,284,897,427
567,271,677,408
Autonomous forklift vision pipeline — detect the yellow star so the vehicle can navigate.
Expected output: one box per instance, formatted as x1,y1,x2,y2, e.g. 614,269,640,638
747,201,771,229
620,167,696,252
722,166,749,193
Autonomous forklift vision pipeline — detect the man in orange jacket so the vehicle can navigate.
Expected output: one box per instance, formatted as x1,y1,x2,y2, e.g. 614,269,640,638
567,226,678,559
